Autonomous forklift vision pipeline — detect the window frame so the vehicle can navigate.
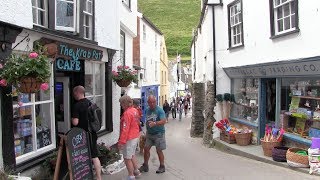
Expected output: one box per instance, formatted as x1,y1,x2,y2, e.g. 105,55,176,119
155,34,158,49
227,0,244,49
83,0,93,40
143,25,146,41
143,57,147,81
122,0,131,9
84,61,106,132
120,30,126,65
14,64,56,164
32,0,48,27
155,62,158,81
55,0,77,32
269,0,299,38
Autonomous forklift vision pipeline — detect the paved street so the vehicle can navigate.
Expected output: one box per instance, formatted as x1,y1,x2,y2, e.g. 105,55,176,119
104,112,318,180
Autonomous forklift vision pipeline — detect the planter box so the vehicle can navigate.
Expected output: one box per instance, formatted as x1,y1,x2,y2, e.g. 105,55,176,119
101,154,126,175
220,131,236,144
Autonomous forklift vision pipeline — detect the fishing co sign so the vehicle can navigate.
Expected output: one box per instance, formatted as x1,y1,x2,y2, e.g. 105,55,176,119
55,43,103,72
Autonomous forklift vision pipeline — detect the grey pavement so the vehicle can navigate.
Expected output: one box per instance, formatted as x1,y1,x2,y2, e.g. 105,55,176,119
103,112,318,180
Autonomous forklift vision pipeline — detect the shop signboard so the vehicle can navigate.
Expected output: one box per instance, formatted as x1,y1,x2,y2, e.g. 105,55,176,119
54,128,93,180
55,42,103,72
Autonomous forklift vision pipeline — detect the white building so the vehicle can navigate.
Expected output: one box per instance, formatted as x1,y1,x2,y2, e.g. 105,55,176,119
139,14,162,122
192,0,320,147
0,0,133,174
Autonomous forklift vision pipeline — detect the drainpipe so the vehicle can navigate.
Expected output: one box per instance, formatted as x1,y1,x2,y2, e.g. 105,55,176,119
207,0,223,98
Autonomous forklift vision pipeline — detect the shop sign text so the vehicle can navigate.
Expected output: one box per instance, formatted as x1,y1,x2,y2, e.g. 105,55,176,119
59,44,102,61
56,58,81,71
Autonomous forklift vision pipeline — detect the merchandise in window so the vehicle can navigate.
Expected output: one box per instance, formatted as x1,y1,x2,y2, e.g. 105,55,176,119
281,78,320,139
231,79,259,124
13,90,55,162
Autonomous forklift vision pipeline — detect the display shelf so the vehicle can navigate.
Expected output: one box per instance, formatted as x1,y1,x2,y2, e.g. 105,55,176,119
229,117,259,128
283,132,311,146
291,95,320,101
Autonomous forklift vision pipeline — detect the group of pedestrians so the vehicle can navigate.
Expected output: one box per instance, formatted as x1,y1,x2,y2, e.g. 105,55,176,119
118,95,167,180
163,96,190,121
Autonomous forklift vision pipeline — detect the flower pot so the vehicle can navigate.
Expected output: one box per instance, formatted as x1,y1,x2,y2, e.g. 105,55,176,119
18,77,42,93
116,79,131,87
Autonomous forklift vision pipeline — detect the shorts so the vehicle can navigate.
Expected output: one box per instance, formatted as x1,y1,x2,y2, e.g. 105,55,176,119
145,133,166,150
120,138,139,159
89,133,98,158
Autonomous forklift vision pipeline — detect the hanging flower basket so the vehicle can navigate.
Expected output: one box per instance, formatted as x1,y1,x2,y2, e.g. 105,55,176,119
18,77,43,93
116,79,132,87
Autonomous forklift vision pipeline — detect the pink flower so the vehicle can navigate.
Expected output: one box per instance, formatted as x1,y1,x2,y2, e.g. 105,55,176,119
0,64,3,69
117,66,123,70
29,52,38,59
124,66,129,69
18,102,23,107
40,83,49,91
0,79,7,87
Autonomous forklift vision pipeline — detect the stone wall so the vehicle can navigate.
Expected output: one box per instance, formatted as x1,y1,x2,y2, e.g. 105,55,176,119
190,83,205,137
203,82,216,145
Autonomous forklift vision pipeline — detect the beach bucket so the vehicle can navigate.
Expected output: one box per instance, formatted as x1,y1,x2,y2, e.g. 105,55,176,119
311,137,320,149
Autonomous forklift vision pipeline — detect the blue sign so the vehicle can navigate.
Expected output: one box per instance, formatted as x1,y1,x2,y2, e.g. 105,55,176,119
56,58,81,71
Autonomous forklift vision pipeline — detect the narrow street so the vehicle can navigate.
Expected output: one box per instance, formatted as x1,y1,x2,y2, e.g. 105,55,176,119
105,112,318,180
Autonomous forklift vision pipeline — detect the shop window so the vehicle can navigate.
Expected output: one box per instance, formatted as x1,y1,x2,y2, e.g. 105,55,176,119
13,69,55,164
85,61,106,131
270,0,299,36
281,78,320,139
32,0,48,27
231,78,259,124
228,0,243,48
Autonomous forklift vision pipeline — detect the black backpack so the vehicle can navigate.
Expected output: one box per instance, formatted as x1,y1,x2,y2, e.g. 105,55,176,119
87,101,102,133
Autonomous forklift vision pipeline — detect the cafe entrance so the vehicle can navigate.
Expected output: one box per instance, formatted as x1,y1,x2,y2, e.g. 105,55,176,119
55,77,71,134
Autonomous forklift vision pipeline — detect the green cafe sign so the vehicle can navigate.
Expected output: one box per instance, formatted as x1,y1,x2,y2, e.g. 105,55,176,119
56,43,103,72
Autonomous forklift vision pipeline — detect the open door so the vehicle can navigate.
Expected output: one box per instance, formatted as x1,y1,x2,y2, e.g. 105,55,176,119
55,77,71,134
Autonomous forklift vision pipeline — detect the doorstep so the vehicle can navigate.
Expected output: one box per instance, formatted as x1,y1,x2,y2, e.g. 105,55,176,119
211,138,320,176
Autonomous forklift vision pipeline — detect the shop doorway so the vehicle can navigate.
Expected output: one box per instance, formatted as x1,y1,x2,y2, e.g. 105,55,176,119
55,77,71,134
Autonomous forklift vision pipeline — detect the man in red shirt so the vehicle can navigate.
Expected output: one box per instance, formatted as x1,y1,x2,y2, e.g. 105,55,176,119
118,95,141,180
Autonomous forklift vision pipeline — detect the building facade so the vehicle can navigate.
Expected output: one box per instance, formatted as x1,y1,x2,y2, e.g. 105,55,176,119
192,0,320,147
139,15,162,122
160,36,170,106
0,0,136,173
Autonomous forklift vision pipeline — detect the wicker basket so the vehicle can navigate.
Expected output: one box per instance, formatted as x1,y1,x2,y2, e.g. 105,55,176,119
272,146,288,161
116,79,131,87
234,132,252,146
260,138,282,157
286,148,309,168
18,77,42,93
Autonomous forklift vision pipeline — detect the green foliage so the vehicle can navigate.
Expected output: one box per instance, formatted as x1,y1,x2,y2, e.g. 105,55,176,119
223,93,231,101
138,0,201,59
111,65,138,83
216,94,223,102
97,143,121,166
0,44,51,86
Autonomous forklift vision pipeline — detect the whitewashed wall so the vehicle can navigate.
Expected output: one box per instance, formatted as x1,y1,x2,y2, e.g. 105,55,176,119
0,0,33,28
120,1,138,37
140,17,161,87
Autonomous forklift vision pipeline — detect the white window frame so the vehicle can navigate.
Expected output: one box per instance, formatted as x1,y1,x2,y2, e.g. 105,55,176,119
143,25,146,41
143,57,147,81
273,0,296,35
155,34,158,49
15,64,56,164
83,0,93,40
55,0,77,32
32,0,48,27
85,62,106,131
120,31,125,65
122,0,131,9
155,62,158,81
229,1,243,47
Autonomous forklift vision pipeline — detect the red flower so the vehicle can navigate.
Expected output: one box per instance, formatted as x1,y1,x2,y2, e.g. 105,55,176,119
29,52,38,59
40,83,49,91
0,79,7,87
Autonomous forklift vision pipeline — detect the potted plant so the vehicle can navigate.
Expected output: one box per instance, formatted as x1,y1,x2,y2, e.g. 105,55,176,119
0,44,51,93
111,66,138,87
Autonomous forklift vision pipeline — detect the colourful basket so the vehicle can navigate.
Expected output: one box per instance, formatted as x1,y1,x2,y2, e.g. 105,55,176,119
286,148,309,168
260,138,281,157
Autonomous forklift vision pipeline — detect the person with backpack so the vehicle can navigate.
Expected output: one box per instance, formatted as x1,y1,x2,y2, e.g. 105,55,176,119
118,95,141,180
72,85,102,180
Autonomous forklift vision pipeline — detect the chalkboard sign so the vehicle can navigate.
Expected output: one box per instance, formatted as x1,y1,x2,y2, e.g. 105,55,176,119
66,128,93,180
